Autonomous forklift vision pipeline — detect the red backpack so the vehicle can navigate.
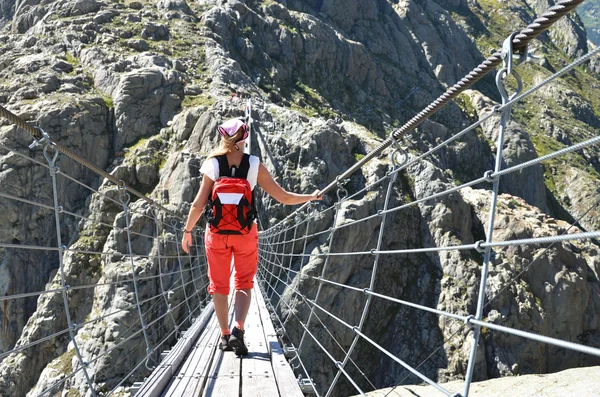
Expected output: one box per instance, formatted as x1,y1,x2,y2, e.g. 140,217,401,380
205,154,257,235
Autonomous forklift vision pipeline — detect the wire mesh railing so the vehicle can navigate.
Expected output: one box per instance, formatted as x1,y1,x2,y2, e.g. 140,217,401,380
0,113,209,396
256,27,600,397
0,0,598,396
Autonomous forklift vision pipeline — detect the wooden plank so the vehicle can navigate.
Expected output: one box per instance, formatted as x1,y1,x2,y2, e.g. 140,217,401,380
162,316,221,396
203,273,241,397
163,375,207,397
240,285,280,396
254,282,305,397
136,303,215,397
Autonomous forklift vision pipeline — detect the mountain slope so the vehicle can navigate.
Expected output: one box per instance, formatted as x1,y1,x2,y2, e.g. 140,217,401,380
0,0,598,396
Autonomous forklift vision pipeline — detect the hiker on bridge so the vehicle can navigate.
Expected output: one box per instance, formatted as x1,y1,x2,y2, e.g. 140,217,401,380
181,118,321,355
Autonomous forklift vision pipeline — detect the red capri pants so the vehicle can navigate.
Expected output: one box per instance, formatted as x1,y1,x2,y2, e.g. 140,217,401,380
205,226,259,295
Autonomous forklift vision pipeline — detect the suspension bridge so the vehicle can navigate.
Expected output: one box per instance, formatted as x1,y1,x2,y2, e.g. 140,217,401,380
1,0,600,396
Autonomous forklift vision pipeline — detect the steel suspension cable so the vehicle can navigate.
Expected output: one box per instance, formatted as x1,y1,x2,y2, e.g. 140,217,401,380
0,106,183,222
172,220,194,314
256,265,365,396
464,41,522,394
43,142,97,396
153,210,180,337
0,272,209,362
254,277,321,396
297,193,347,357
258,258,378,392
327,146,405,396
259,260,460,397
118,186,154,371
0,142,186,236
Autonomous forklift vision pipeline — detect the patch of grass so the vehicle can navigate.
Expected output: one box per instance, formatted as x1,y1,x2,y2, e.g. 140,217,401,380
454,93,478,124
182,94,215,108
101,94,113,109
51,349,76,374
66,388,81,397
290,81,337,120
65,52,79,67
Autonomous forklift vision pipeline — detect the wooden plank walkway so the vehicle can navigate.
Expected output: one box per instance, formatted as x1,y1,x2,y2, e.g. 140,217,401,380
151,278,303,397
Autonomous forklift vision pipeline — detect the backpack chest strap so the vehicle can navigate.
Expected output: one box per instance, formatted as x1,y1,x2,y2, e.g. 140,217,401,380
217,154,250,179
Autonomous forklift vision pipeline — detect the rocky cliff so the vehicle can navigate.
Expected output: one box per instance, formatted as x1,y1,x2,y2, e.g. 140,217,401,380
0,0,599,396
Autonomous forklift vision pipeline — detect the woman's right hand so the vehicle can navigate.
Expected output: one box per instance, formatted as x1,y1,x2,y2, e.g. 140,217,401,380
181,231,192,253
309,189,323,201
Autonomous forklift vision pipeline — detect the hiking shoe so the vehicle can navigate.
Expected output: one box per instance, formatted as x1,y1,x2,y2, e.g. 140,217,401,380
228,326,248,356
219,334,233,351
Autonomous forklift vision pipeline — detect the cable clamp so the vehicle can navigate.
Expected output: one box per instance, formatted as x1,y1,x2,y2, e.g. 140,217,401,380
64,284,71,291
298,377,315,393
483,170,497,183
70,323,78,331
474,240,486,253
501,31,527,76
283,346,297,358
363,288,371,295
464,315,475,329
56,206,63,213
370,248,376,255
29,128,51,149
352,326,360,334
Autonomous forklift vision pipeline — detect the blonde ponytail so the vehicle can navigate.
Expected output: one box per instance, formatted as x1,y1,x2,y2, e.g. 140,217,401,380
207,126,246,158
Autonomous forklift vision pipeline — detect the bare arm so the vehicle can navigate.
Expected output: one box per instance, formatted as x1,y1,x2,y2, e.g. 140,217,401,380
182,174,214,252
257,163,321,205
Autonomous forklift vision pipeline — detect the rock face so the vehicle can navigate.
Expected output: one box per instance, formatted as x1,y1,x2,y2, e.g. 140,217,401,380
0,0,598,396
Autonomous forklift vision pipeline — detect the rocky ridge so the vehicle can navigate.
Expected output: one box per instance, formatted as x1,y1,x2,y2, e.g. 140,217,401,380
0,0,598,396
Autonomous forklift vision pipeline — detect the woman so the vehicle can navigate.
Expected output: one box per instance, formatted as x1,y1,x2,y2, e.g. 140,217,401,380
181,118,321,355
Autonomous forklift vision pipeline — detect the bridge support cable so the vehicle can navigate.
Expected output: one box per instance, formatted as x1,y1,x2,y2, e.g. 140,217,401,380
257,255,379,393
0,186,182,247
297,186,348,358
270,222,291,301
267,225,286,300
153,210,181,338
265,119,600,250
326,144,407,397
256,265,365,397
275,206,315,314
44,141,97,396
0,273,209,365
187,229,206,309
172,220,197,316
463,33,524,397
259,256,463,397
284,217,302,288
119,184,156,371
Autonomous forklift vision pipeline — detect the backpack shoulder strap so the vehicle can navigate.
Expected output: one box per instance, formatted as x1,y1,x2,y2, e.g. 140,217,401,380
236,154,251,179
216,155,230,178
